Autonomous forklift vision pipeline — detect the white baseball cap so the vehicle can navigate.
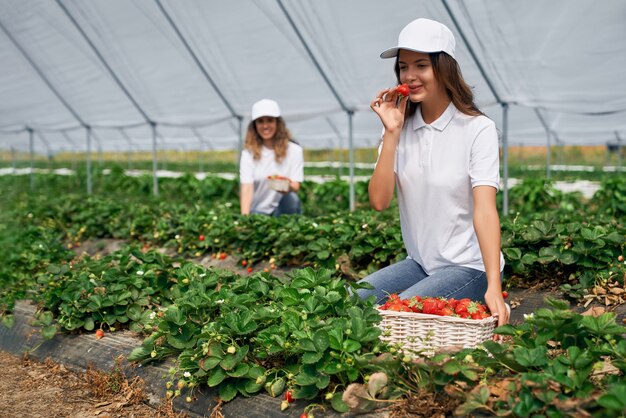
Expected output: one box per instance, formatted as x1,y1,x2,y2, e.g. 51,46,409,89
251,99,281,121
380,18,456,59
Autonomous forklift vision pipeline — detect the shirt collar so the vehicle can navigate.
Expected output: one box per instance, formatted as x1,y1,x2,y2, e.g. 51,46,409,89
412,101,456,131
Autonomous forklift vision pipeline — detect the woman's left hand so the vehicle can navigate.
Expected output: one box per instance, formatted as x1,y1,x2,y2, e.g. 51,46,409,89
279,178,300,194
484,288,509,329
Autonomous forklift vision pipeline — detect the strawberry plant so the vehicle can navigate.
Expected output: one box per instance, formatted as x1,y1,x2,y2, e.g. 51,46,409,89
454,298,626,416
128,268,385,410
33,246,178,338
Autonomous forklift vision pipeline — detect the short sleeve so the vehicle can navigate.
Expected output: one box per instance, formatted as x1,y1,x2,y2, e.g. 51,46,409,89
239,150,254,184
469,120,500,190
288,143,304,182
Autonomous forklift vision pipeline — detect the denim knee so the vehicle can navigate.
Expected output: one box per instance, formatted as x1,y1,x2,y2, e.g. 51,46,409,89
274,192,301,216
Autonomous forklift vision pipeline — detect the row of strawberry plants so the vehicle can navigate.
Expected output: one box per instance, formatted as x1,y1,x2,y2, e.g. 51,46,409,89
5,166,626,217
1,178,625,415
25,246,626,416
1,187,624,314
1,174,624,314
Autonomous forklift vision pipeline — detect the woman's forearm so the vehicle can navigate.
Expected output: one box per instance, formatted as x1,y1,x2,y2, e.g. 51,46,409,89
240,183,254,215
473,186,502,289
369,132,400,211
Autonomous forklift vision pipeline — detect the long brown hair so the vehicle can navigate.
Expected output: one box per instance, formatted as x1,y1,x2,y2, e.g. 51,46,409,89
244,117,293,162
395,52,482,119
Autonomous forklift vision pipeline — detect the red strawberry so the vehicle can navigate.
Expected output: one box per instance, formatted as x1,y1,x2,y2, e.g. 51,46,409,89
247,267,253,273
387,303,411,312
219,253,227,260
397,83,410,97
421,298,439,315
198,235,205,241
455,299,471,317
95,329,105,339
284,390,294,403
439,307,455,317
502,290,509,299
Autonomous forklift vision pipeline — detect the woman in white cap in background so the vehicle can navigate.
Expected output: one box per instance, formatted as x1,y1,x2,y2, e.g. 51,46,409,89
239,99,304,216
357,18,509,326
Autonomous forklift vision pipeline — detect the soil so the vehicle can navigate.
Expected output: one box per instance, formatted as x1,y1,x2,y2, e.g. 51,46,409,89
0,350,187,418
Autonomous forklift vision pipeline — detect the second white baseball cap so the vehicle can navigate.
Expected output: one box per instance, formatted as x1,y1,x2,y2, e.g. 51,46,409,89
251,99,281,121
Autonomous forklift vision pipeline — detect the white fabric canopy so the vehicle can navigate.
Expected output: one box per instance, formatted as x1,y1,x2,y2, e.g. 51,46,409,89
1,0,625,154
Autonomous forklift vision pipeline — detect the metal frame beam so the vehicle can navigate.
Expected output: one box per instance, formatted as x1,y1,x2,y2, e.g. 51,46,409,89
276,0,356,210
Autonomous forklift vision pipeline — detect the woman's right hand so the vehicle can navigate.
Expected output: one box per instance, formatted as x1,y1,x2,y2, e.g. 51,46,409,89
370,86,409,134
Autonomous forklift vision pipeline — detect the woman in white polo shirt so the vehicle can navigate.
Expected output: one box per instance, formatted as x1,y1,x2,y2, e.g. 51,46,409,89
357,18,509,326
239,99,304,216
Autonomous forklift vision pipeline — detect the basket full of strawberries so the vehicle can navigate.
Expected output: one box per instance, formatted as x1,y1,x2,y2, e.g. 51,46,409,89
376,294,497,356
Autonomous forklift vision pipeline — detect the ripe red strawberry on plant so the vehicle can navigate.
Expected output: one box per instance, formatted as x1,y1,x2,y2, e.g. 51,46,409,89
284,390,294,403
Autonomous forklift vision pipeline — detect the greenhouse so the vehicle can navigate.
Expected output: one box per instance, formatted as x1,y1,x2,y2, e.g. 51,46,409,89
1,1,625,417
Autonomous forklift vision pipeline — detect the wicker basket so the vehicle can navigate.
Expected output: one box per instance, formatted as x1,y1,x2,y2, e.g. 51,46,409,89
267,177,290,192
377,308,497,356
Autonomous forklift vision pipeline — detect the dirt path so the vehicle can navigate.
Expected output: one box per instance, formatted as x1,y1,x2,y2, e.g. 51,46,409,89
0,351,186,418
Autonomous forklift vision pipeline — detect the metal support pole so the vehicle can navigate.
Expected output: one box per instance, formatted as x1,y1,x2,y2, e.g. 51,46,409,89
546,131,552,179
616,132,623,172
86,126,92,195
151,122,159,197
501,103,509,216
348,111,355,211
11,146,16,173
28,128,34,190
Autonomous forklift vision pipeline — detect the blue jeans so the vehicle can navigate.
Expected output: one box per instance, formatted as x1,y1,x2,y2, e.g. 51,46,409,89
272,192,301,216
356,258,496,304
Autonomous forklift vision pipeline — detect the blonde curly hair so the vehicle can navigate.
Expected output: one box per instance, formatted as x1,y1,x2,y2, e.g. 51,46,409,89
244,117,293,163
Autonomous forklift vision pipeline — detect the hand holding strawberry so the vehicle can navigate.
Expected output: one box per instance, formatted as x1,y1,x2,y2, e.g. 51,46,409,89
370,86,410,134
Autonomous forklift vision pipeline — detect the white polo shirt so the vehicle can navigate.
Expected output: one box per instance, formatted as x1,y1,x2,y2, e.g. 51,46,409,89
389,102,505,274
240,142,304,214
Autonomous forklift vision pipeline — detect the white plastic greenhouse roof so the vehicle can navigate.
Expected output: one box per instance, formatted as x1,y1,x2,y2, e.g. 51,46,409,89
1,0,625,155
